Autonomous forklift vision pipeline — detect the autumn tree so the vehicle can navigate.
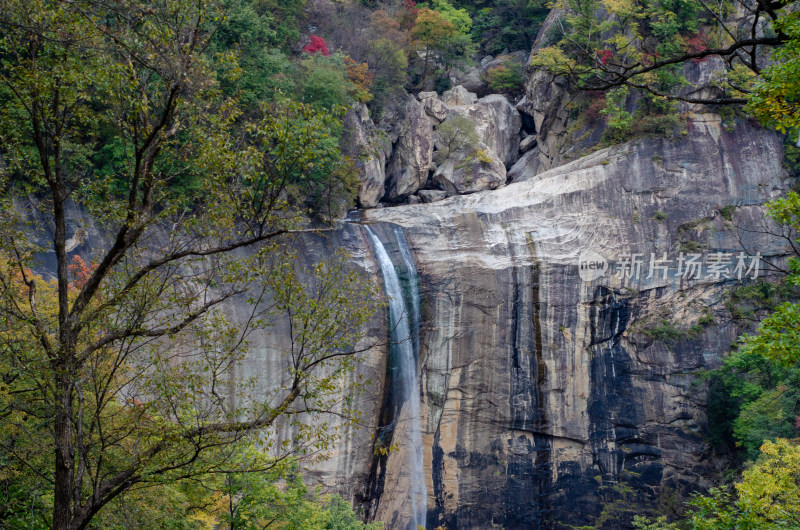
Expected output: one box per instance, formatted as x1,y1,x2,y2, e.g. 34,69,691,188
0,1,376,529
746,8,800,137
411,4,476,89
531,0,794,106
483,59,526,96
363,9,412,113
412,8,456,86
303,35,331,56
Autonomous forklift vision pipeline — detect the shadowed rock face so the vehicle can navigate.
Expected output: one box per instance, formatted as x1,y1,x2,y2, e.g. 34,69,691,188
352,117,792,528
341,104,387,209
385,96,434,202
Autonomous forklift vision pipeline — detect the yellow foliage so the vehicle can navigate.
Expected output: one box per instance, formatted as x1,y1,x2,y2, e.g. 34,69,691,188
727,64,757,94
475,148,494,164
736,438,800,522
530,46,577,73
411,8,456,48
608,32,641,55
601,0,640,19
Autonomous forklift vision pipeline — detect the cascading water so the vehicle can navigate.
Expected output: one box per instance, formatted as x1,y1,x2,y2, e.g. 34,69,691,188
393,226,420,359
365,225,427,529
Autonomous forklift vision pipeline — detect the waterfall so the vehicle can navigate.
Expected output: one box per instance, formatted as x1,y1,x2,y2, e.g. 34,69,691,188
365,225,427,529
393,226,420,359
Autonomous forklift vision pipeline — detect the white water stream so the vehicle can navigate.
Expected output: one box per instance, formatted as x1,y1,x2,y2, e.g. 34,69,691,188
365,225,426,529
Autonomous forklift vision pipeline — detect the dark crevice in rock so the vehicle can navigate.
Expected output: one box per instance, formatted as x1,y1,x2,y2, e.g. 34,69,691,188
429,427,446,528
502,226,552,527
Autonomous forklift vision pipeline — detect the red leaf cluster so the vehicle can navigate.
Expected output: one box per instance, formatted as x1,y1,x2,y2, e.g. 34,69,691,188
303,35,330,57
68,255,96,290
584,93,607,121
597,49,613,65
687,35,707,63
642,51,660,66
399,0,419,30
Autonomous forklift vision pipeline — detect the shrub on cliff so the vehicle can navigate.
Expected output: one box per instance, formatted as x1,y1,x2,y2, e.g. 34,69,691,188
435,115,481,158
483,60,526,97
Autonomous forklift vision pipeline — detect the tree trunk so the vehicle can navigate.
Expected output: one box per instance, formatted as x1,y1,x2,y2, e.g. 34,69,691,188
53,368,75,529
51,155,75,530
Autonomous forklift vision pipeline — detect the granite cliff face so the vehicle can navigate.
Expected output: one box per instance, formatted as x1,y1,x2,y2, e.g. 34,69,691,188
320,25,796,524
349,115,791,528
49,110,791,527
49,111,792,528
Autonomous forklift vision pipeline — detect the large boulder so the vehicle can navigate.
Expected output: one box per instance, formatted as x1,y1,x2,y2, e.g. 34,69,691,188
507,145,547,182
341,104,386,209
449,94,522,167
452,66,485,96
418,92,449,122
432,143,507,195
519,134,537,154
419,189,448,203
385,96,434,202
441,85,478,107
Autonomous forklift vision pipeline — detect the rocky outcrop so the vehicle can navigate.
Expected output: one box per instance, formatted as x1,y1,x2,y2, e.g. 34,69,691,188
359,117,791,528
448,93,522,168
453,51,529,97
432,143,507,195
419,189,448,203
347,6,730,210
515,7,613,177
385,96,434,202
341,104,386,209
441,85,478,107
517,67,576,174
517,9,743,184
349,81,525,208
379,88,524,200
419,91,450,122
